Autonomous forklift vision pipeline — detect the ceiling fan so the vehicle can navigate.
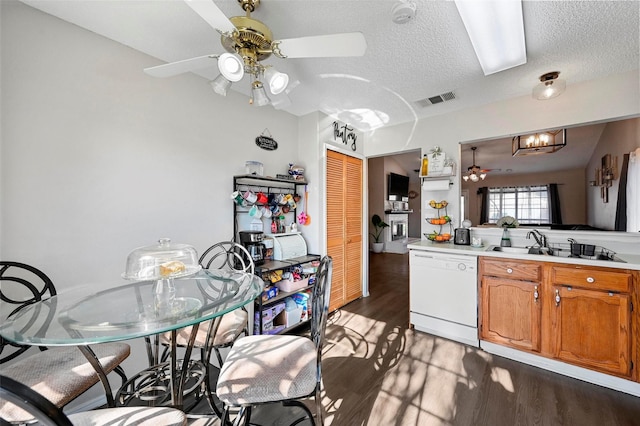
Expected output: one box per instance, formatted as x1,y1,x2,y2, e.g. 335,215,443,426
144,0,367,106
463,147,492,182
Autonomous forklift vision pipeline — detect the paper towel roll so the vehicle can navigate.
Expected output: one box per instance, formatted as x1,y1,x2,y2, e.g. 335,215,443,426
422,179,450,191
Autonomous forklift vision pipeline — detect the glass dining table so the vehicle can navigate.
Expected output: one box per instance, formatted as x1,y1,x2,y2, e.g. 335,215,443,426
0,268,263,412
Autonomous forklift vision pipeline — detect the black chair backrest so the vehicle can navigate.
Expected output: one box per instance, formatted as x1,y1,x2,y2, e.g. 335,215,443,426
0,261,56,363
199,242,255,274
310,256,333,354
0,375,73,426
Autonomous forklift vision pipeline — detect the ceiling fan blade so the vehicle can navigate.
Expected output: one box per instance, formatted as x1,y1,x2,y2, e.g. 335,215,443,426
275,32,367,58
144,54,219,78
183,0,236,35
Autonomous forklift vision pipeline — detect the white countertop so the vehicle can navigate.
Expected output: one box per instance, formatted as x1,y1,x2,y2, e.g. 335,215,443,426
408,240,640,270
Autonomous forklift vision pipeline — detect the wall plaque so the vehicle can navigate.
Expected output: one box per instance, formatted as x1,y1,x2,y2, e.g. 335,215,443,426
255,128,278,151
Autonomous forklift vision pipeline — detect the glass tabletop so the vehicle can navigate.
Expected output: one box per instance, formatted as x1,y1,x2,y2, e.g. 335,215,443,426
0,269,263,346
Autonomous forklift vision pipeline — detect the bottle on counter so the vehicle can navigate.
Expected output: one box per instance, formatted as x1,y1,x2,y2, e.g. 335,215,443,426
421,154,429,176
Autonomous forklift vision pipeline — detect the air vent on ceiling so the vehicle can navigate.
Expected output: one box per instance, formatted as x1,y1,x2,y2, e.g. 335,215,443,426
415,91,456,107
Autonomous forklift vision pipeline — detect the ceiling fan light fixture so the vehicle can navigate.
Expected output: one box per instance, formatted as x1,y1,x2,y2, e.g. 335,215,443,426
532,71,566,100
463,146,487,182
218,52,244,82
264,67,289,95
250,80,270,106
454,0,526,75
209,74,232,96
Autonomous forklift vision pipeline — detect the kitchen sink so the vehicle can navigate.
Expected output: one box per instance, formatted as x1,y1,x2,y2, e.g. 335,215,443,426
486,245,626,262
488,246,544,255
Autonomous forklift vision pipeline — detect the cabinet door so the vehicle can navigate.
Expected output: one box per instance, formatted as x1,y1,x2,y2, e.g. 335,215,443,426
481,276,541,352
552,286,631,377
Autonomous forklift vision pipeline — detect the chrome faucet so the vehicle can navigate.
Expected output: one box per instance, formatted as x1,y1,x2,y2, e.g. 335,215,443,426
527,229,547,248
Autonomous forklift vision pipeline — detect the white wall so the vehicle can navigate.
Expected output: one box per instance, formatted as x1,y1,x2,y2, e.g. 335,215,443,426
1,1,300,407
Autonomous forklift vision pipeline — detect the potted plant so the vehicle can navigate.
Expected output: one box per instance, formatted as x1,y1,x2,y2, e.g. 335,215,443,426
370,214,389,253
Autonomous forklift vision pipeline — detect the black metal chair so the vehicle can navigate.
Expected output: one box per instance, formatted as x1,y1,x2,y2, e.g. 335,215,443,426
0,261,131,424
215,255,333,426
0,375,187,426
158,242,254,415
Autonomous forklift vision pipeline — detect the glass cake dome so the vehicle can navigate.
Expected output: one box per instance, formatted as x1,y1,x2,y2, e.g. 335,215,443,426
123,238,201,280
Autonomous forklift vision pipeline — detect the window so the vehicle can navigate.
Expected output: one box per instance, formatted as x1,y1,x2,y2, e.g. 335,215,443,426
487,185,550,224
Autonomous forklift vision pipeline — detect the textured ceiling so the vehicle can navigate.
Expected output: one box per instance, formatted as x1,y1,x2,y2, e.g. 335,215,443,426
20,0,640,132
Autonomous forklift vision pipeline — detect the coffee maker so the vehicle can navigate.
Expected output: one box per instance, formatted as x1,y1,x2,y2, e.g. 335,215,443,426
239,231,265,265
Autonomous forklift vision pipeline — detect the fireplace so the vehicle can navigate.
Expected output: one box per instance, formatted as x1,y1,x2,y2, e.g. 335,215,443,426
391,218,408,241
386,213,408,242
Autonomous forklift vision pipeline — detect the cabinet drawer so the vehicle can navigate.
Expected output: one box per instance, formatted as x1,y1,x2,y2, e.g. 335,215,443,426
481,258,541,281
551,266,631,293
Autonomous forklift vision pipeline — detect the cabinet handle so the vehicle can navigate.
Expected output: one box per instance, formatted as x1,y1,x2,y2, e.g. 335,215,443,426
586,276,595,283
506,268,513,274
555,289,561,307
534,285,539,303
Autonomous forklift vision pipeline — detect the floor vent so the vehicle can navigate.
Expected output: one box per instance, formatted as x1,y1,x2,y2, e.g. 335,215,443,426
415,91,456,107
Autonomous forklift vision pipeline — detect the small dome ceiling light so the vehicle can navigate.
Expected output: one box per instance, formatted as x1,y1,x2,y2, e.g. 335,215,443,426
532,71,566,100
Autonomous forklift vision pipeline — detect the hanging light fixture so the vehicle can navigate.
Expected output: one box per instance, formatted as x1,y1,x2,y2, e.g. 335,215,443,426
217,52,245,82
463,147,487,182
209,52,289,107
512,129,566,156
209,74,232,96
263,67,289,95
250,80,270,106
532,71,566,100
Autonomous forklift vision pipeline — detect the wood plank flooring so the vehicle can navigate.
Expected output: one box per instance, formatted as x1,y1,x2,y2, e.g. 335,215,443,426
320,252,640,426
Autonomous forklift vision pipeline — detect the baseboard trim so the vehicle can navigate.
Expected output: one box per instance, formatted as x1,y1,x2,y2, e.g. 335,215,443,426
480,341,640,397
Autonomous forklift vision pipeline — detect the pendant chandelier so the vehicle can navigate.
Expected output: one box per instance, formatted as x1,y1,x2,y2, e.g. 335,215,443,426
463,147,487,182
512,129,566,156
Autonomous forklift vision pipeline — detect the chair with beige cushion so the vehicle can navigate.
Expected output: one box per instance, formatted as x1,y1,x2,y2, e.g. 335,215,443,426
215,255,333,426
0,261,131,424
0,375,187,426
159,241,254,414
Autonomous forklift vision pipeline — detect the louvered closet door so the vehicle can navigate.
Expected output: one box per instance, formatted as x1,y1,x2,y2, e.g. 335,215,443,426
327,150,363,312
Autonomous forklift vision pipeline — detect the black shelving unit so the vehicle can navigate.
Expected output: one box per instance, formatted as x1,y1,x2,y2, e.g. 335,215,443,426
253,254,321,335
232,175,319,335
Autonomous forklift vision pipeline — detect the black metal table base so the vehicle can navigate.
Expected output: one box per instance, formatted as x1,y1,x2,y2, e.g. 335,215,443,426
115,359,206,411
115,360,225,418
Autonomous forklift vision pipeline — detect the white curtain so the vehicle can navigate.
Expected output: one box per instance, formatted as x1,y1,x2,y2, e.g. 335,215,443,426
627,148,640,232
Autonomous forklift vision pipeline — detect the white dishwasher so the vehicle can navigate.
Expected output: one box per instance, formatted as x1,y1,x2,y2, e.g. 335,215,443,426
409,250,479,347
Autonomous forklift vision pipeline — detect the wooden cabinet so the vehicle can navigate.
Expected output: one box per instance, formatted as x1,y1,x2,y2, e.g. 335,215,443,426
480,258,638,381
327,150,363,312
548,265,633,377
480,258,542,352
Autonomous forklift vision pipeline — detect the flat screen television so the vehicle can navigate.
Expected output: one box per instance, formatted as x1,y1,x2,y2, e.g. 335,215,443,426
387,172,409,202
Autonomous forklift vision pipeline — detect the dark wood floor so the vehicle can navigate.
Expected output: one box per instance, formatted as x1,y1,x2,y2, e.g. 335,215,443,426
319,252,640,426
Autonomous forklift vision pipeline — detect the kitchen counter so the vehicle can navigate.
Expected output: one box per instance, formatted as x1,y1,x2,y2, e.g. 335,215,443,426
408,240,640,270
